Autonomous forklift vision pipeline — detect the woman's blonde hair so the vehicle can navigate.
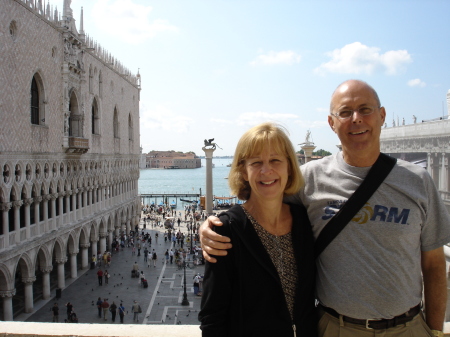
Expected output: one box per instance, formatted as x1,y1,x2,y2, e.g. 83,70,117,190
228,122,304,200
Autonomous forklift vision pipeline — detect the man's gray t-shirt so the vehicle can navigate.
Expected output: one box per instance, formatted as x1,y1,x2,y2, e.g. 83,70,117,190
288,152,450,319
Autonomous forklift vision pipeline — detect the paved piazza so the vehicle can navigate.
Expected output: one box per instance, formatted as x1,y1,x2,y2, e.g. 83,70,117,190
20,214,204,326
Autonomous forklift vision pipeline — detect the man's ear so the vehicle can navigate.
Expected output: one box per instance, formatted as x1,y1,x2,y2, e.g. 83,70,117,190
328,115,336,132
379,107,386,124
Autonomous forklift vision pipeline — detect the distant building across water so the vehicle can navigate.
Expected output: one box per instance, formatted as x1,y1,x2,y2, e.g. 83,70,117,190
142,151,202,169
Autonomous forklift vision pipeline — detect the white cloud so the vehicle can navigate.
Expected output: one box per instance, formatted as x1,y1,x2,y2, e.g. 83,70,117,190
92,0,178,44
407,78,426,87
140,104,194,133
210,118,233,124
250,50,301,66
315,42,412,75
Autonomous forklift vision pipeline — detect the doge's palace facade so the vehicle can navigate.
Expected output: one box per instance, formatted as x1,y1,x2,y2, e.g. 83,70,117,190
0,0,141,320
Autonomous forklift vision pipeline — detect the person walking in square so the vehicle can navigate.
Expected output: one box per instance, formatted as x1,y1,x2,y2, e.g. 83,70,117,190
96,297,103,318
132,300,141,322
97,269,103,285
152,250,157,267
118,303,126,323
104,269,109,284
51,302,59,322
101,298,110,320
110,301,117,322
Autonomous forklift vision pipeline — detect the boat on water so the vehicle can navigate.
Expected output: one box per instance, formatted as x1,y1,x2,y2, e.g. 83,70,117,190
180,198,198,203
164,166,180,169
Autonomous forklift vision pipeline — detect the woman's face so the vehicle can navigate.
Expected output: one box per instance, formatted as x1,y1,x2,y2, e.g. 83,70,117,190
242,146,289,203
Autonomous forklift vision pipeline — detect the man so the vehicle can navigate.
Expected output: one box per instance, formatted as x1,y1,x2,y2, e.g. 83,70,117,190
200,80,450,337
101,298,110,320
132,300,141,322
51,302,59,322
118,302,126,323
97,268,103,286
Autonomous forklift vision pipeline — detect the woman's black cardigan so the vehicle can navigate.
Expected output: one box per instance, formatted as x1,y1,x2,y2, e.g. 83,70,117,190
199,204,317,337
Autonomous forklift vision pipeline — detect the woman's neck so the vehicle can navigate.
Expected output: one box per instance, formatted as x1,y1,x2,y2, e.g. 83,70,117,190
243,198,291,236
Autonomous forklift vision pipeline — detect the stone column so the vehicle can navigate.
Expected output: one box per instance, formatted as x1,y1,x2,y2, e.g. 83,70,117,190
13,200,23,243
83,188,88,216
88,187,93,213
440,153,448,192
427,153,433,176
80,243,90,269
202,147,215,215
301,144,316,164
56,257,67,289
23,198,33,239
77,189,82,219
41,267,53,300
108,230,113,251
71,189,77,222
50,193,58,229
65,190,71,222
114,226,120,237
69,252,78,278
42,195,51,232
33,196,42,227
91,239,98,260
126,220,131,235
99,233,107,253
58,191,65,228
0,203,12,249
22,276,36,313
0,289,16,321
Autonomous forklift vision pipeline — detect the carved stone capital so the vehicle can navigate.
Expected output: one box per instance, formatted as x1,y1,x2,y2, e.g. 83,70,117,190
51,193,59,200
55,257,68,264
0,202,12,212
23,198,34,206
73,188,79,194
0,289,16,298
43,194,52,202
22,276,36,284
59,191,66,197
99,232,107,238
34,196,43,203
41,266,53,274
70,251,79,256
12,200,23,208
80,243,90,249
66,190,73,196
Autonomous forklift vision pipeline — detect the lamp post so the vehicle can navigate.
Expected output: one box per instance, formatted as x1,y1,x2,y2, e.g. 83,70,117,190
181,255,189,306
190,221,193,252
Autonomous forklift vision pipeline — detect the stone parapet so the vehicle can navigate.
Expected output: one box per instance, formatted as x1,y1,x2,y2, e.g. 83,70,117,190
0,322,201,337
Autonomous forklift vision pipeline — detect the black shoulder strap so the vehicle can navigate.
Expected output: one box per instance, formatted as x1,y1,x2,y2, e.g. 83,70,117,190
314,153,397,259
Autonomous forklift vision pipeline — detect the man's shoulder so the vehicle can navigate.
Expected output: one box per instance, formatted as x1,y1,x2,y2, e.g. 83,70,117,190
301,154,336,173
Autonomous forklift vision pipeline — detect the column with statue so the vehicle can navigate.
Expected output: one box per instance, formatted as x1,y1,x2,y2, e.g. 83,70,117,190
299,130,316,163
202,138,222,215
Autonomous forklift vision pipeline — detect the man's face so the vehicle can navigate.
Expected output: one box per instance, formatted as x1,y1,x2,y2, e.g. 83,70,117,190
328,81,386,158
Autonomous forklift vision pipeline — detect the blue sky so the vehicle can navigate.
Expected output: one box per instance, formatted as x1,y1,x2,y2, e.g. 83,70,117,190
57,0,450,156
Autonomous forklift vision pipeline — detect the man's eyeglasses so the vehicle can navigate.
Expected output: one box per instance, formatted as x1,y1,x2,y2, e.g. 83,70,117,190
331,106,380,120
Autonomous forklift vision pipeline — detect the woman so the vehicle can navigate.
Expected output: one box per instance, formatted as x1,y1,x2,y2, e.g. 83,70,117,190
199,122,316,337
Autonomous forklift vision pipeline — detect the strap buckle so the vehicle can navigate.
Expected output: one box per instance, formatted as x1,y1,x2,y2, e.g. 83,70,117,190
365,319,375,329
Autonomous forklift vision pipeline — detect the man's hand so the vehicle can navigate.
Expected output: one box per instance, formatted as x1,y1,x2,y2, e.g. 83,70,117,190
200,216,232,263
421,247,447,331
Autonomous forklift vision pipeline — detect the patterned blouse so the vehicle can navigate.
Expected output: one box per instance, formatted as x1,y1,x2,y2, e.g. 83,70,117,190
241,206,298,320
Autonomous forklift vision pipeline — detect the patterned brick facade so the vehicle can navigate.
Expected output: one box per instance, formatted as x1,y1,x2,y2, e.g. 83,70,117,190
0,0,141,320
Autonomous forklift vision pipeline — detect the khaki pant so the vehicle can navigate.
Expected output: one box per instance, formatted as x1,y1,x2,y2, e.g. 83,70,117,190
318,309,434,337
